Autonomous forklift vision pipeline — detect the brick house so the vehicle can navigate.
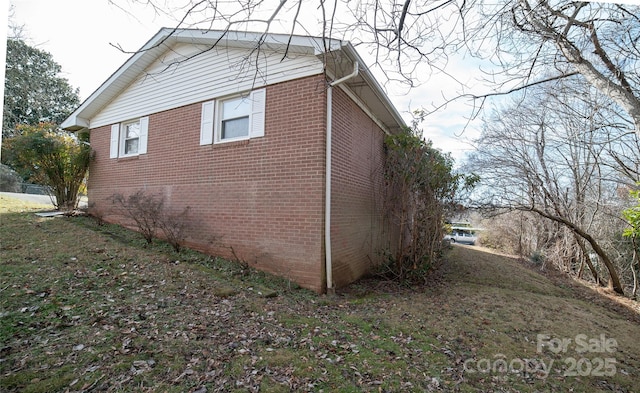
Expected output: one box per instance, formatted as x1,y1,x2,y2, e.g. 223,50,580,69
62,29,405,293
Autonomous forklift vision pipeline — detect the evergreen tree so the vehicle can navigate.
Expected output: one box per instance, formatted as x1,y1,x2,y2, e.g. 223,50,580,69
3,39,80,137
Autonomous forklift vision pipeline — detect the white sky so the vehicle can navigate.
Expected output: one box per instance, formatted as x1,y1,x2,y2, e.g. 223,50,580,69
6,0,505,162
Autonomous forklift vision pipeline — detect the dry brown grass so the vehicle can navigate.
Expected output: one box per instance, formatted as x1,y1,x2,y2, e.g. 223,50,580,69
1,197,639,392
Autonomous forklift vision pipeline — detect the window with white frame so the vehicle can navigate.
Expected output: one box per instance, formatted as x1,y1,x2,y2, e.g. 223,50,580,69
122,120,140,155
200,88,265,146
110,117,149,158
220,95,251,140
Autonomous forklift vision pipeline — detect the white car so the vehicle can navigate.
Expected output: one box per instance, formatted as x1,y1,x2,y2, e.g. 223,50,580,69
444,231,477,245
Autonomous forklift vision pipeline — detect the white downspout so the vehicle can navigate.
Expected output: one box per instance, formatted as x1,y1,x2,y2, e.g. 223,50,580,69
325,61,359,293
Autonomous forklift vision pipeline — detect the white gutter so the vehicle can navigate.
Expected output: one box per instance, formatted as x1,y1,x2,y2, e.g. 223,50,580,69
330,61,359,87
325,61,359,293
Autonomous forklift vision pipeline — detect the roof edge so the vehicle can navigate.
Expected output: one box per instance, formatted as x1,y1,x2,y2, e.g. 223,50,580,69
340,43,407,130
62,28,174,130
61,28,404,131
62,28,349,131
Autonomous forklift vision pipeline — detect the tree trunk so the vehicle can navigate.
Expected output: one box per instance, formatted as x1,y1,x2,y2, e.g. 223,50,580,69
574,234,606,287
518,0,640,133
529,207,624,295
632,237,639,300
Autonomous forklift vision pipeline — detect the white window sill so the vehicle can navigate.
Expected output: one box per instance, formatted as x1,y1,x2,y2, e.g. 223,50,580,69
117,153,140,159
214,136,250,145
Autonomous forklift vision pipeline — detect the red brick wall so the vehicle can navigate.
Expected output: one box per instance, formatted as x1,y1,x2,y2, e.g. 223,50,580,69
88,75,329,292
330,87,390,287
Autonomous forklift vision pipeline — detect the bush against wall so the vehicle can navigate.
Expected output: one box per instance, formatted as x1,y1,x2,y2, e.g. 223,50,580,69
382,127,477,283
109,190,191,252
110,191,164,244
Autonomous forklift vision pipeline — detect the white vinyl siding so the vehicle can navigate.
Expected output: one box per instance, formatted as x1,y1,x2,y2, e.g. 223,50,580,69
91,44,321,129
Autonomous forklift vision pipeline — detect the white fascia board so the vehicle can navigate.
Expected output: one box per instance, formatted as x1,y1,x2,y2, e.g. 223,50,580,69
168,29,343,58
60,114,89,131
341,44,406,130
61,28,176,131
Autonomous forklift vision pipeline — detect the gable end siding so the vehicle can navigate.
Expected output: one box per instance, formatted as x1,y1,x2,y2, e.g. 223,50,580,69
90,44,324,129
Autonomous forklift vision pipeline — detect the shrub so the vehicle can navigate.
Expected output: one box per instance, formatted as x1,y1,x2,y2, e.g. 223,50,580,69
382,127,477,283
109,191,164,244
159,206,190,252
530,250,545,265
109,190,191,252
2,123,92,210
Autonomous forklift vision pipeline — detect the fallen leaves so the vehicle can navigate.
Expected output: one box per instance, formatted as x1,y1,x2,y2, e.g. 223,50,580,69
2,214,640,393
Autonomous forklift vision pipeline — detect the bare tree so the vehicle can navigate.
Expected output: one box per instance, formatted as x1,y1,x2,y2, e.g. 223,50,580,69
7,4,26,40
506,1,640,132
429,1,640,134
468,78,635,294
107,1,639,140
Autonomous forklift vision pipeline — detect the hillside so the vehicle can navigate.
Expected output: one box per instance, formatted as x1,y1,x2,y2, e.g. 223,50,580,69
1,195,639,392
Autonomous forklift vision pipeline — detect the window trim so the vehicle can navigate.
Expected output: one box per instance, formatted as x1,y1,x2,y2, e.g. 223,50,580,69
120,119,141,157
216,94,251,144
200,88,266,146
110,116,149,159
214,92,251,143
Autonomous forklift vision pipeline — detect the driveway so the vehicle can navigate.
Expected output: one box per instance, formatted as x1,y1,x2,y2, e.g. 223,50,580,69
0,192,88,208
